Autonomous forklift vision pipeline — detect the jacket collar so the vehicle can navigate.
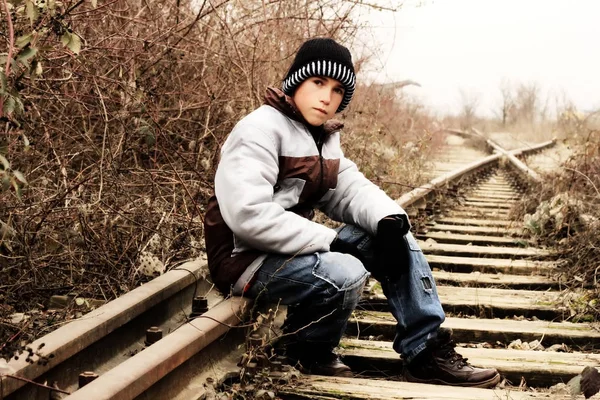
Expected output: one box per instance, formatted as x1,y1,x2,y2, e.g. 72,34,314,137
264,87,344,136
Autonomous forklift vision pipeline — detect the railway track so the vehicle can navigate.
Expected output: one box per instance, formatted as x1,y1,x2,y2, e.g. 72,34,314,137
2,134,594,400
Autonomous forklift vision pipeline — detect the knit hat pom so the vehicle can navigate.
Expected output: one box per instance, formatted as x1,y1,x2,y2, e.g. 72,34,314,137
282,38,356,113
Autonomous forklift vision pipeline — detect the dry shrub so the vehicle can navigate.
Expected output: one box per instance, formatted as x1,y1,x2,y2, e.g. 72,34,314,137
514,127,600,321
341,83,438,199
0,0,431,357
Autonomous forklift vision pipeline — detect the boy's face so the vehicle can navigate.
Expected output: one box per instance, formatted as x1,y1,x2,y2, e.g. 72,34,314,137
292,76,345,126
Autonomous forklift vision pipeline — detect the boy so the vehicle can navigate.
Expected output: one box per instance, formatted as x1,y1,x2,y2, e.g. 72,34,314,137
204,37,500,388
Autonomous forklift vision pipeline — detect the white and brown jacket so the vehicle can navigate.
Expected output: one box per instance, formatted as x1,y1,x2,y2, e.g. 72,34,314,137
204,87,405,294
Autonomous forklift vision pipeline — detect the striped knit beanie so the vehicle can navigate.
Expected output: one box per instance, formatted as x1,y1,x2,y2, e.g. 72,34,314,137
282,38,356,113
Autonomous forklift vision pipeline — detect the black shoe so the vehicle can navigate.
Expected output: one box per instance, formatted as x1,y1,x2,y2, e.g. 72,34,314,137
283,344,353,377
405,328,501,388
300,352,353,377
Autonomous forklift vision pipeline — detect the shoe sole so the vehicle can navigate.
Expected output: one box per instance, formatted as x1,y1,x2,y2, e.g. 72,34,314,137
303,367,354,378
332,370,354,378
294,362,354,378
404,371,502,389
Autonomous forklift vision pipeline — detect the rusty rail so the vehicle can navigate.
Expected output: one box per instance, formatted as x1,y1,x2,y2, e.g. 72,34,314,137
64,297,251,400
1,260,211,397
471,128,555,183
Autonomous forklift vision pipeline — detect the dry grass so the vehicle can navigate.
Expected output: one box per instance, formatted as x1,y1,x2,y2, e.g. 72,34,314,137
343,83,440,199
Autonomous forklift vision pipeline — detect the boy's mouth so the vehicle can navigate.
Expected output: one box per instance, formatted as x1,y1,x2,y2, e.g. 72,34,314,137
314,107,327,115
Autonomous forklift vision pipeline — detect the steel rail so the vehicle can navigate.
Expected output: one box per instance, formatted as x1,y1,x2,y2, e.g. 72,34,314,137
509,139,555,157
396,153,501,209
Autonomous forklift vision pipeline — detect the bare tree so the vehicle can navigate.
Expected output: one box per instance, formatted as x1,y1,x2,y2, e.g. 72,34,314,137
513,82,540,126
459,89,480,130
498,78,513,127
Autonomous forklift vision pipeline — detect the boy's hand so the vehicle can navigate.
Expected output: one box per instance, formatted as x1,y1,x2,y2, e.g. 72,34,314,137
329,236,365,264
373,214,411,280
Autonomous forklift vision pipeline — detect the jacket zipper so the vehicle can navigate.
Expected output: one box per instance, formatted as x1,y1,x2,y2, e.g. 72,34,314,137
317,134,324,195
309,126,335,204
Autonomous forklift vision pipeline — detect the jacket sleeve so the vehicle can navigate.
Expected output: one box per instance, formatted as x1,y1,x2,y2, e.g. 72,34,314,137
319,154,407,236
215,123,337,254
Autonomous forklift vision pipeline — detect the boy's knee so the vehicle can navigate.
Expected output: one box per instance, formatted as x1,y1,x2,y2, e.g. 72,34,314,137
316,252,369,291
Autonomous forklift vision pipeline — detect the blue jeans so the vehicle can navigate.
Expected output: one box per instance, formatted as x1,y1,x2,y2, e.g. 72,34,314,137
246,224,445,362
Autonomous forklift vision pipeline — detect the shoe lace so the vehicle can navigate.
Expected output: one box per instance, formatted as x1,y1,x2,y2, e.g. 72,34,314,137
437,340,469,369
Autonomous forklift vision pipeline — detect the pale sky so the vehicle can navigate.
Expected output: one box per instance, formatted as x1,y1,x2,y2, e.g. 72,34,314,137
355,0,600,117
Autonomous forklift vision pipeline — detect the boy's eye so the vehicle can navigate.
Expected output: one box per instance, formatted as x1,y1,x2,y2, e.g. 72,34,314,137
334,88,345,95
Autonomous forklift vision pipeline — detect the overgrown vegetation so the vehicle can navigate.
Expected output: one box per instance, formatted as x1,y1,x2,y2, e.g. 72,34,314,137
515,116,600,321
343,82,439,198
0,0,437,361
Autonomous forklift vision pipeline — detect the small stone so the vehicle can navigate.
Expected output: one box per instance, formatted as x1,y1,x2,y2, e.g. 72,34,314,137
0,358,16,375
528,340,544,351
508,339,523,350
545,343,568,352
548,382,569,395
10,313,27,324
